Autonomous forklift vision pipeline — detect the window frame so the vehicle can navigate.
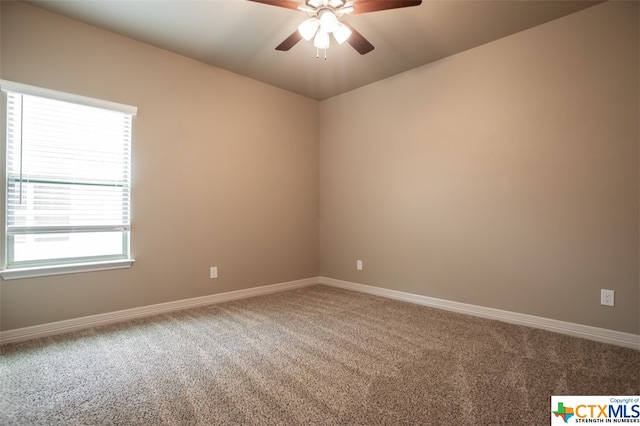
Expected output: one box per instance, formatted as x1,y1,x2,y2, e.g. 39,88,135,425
0,80,137,280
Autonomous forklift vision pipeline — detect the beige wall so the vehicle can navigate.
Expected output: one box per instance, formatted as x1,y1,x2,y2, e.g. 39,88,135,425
0,2,319,330
319,1,639,334
1,1,638,336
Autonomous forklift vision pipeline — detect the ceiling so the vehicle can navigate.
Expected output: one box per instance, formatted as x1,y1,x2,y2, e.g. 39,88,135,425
26,0,604,100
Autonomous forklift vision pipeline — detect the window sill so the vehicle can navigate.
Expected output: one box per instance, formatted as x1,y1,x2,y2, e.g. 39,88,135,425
0,259,135,280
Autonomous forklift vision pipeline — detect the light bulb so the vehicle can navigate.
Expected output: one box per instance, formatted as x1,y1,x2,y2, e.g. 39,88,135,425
298,18,319,41
313,30,330,49
333,22,352,44
319,10,338,33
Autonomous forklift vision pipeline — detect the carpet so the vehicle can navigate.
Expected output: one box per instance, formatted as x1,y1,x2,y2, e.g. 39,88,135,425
1,284,638,425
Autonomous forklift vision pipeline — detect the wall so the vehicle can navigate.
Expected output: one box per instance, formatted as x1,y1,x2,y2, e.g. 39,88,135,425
0,1,319,330
1,1,638,337
319,1,639,334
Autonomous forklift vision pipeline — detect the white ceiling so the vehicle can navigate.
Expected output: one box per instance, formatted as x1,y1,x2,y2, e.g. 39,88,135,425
26,0,603,100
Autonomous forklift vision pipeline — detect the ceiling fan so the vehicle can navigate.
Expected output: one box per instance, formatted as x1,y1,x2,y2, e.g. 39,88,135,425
247,0,422,57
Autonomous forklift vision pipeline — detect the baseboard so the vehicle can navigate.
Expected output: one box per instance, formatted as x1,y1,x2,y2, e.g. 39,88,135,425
319,277,640,350
4,276,638,350
0,277,319,345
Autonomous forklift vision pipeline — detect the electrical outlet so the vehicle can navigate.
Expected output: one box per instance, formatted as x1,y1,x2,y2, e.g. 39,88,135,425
600,289,614,307
356,260,363,271
210,266,218,279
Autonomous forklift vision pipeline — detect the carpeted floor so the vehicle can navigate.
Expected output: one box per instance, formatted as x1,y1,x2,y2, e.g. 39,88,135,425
1,284,638,425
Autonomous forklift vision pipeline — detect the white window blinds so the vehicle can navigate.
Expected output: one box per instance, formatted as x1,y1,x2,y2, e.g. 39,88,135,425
2,81,137,269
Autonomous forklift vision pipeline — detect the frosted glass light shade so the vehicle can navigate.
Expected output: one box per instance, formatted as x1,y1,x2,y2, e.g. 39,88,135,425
333,22,352,44
298,18,320,41
313,30,330,49
319,10,338,33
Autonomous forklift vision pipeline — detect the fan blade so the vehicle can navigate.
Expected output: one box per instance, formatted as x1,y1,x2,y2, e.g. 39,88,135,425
246,0,302,11
350,0,422,14
276,30,303,51
341,22,374,55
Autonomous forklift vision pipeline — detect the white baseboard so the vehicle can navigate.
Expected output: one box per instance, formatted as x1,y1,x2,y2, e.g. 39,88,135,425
319,277,640,350
0,277,318,345
3,276,638,350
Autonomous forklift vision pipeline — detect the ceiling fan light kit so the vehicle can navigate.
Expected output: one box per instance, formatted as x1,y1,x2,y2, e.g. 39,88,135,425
333,22,352,44
314,29,331,51
298,18,319,40
248,0,422,58
298,9,352,58
319,9,338,32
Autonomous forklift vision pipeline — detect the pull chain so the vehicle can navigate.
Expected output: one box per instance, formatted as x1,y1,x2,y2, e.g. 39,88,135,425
316,48,328,60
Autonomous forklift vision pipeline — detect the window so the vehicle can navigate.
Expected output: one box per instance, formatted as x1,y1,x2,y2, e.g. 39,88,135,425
1,81,137,279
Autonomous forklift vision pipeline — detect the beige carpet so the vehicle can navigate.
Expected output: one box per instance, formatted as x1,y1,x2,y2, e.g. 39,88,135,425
1,284,638,425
